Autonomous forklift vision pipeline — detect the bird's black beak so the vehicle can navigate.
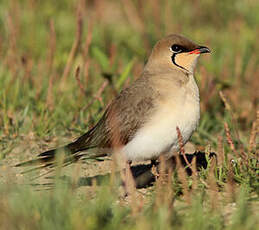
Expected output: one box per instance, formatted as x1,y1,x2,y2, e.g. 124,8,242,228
188,46,211,55
198,46,211,54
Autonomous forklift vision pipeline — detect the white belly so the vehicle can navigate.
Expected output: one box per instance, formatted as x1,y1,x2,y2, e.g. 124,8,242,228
121,76,200,161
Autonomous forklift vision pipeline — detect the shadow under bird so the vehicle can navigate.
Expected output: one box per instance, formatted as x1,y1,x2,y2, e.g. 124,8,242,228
17,34,210,168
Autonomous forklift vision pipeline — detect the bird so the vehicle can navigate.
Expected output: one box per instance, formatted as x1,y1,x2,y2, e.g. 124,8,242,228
16,34,210,168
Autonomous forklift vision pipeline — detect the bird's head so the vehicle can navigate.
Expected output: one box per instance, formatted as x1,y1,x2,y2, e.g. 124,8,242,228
146,34,210,75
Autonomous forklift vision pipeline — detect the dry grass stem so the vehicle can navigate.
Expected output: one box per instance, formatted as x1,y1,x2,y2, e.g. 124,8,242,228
83,20,93,86
46,20,56,110
155,156,175,209
217,135,224,166
248,110,259,154
226,161,236,202
224,122,238,158
176,156,191,204
83,80,109,111
46,20,56,73
75,66,86,97
61,1,83,84
190,157,198,190
176,126,191,168
6,10,19,75
83,21,93,60
220,90,244,153
219,91,231,111
207,158,219,210
166,165,174,208
46,73,54,110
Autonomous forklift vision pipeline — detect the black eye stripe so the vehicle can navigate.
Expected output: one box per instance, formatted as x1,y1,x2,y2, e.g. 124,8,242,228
170,44,188,53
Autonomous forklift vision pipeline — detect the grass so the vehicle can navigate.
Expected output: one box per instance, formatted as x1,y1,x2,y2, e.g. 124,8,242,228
0,0,258,229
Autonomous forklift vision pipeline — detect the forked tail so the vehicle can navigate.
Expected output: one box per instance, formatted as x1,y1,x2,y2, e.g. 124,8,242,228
15,142,86,167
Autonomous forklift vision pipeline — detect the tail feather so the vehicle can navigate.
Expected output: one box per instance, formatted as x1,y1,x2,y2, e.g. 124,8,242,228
15,156,54,167
15,141,106,169
15,141,83,167
16,123,108,169
37,146,72,158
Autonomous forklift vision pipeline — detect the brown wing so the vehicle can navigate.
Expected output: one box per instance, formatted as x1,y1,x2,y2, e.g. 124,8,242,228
72,74,158,150
20,73,159,168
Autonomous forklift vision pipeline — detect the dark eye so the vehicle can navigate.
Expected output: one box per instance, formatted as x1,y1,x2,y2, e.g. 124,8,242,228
171,44,182,53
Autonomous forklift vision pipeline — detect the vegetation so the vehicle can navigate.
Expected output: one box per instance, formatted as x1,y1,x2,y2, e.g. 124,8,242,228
0,0,258,229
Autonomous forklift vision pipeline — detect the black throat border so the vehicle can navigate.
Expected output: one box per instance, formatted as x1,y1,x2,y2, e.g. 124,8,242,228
171,53,188,72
